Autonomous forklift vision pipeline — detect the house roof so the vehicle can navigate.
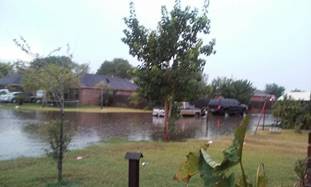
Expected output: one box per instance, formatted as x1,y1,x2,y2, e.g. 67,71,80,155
250,90,276,102
253,90,274,97
278,91,311,101
0,73,138,91
0,74,22,85
80,74,137,91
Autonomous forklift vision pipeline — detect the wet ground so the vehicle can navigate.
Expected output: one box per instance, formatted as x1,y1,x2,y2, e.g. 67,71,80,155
0,108,275,160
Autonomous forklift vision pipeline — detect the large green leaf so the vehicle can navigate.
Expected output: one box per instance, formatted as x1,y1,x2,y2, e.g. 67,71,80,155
200,144,220,169
217,116,250,171
175,117,250,186
199,153,235,187
174,151,200,183
199,117,249,187
199,145,224,187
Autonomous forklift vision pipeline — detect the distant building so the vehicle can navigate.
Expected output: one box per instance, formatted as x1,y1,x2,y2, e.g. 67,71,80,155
79,73,137,105
249,90,275,112
278,91,311,101
0,74,22,91
0,73,138,106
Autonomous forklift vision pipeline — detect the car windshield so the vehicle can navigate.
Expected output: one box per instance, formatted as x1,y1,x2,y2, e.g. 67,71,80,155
220,99,240,106
208,99,219,105
209,98,240,106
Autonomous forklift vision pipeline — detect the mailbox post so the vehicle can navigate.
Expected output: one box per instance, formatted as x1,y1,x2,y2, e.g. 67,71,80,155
125,152,143,187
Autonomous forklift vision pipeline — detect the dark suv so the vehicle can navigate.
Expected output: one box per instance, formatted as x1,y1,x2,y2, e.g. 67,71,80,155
208,98,247,116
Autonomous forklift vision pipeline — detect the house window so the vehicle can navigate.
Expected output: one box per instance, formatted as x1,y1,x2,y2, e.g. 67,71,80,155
64,88,79,100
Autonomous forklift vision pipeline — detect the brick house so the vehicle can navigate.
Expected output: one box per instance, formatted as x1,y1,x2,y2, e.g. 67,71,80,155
79,73,137,105
0,73,138,106
249,90,275,112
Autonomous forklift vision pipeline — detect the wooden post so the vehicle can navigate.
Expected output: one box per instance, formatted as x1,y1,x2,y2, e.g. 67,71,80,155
125,152,143,187
306,132,311,186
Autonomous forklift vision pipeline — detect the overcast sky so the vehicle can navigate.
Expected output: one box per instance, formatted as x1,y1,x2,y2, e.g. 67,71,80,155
0,0,310,91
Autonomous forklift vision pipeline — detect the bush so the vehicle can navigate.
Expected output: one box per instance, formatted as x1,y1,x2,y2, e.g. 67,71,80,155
294,158,308,187
272,97,311,130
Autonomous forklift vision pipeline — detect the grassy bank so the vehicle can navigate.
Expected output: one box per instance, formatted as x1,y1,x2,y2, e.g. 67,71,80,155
0,130,307,187
0,103,151,113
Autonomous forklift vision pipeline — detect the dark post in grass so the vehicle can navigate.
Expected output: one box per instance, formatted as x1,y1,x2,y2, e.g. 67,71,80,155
125,152,143,187
306,132,311,186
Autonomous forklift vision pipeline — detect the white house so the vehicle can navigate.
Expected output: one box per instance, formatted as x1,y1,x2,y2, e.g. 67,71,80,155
278,91,311,101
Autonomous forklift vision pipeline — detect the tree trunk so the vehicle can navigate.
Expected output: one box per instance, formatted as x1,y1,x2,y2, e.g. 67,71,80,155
163,100,169,141
163,99,172,141
100,88,104,109
57,99,64,183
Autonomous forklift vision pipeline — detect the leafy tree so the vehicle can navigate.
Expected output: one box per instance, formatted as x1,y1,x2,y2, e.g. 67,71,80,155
122,0,215,139
265,83,285,98
0,62,13,78
95,80,113,108
294,158,307,187
210,77,255,104
291,88,302,92
44,120,73,160
272,97,311,130
23,57,85,183
14,38,86,183
96,58,133,79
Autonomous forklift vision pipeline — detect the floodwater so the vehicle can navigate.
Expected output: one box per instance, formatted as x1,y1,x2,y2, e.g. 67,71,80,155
0,108,275,160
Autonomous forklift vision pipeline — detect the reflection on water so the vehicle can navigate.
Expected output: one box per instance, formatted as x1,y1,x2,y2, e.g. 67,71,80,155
0,108,275,160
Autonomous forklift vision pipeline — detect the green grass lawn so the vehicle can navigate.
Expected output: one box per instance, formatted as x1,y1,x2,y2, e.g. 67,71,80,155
0,103,151,113
0,130,307,187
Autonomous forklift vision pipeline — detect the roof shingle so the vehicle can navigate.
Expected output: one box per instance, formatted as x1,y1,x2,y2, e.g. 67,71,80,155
0,73,138,91
0,74,22,85
80,74,137,91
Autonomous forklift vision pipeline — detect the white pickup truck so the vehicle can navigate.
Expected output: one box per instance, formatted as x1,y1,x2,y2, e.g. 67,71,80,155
180,108,202,117
179,102,202,117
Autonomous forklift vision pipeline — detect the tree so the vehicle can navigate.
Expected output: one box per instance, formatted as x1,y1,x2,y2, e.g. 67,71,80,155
291,88,302,92
122,0,215,140
14,38,86,183
0,62,13,78
96,58,133,79
95,80,113,109
272,96,311,130
265,83,285,98
23,57,85,183
210,77,255,104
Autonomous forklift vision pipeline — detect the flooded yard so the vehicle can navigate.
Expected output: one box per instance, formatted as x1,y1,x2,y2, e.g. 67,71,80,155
0,108,275,160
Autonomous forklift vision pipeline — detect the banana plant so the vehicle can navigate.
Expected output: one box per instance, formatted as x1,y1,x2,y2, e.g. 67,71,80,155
175,116,267,187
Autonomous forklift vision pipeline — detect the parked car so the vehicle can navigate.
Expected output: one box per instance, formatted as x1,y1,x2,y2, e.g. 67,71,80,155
1,92,25,103
30,90,45,103
180,101,204,117
180,107,202,117
208,98,247,116
152,107,165,117
0,89,10,102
